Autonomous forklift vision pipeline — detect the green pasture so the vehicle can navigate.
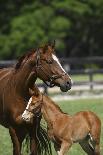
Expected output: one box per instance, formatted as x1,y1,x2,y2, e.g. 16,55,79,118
0,98,103,155
71,73,103,82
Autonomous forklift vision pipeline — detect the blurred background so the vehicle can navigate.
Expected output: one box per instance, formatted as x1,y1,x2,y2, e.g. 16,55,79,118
0,0,103,155
1,0,103,59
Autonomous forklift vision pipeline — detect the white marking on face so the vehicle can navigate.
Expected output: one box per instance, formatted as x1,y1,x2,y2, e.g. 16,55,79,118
26,97,32,109
22,97,33,121
52,54,73,85
52,54,66,73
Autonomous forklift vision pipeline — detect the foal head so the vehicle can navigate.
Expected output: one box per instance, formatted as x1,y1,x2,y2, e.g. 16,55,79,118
22,87,42,122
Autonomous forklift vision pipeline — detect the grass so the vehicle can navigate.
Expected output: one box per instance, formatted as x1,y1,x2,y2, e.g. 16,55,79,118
0,98,103,155
71,73,103,82
0,126,12,154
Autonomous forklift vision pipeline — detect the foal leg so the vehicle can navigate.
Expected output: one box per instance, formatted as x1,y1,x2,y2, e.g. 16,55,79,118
90,137,101,155
54,141,60,153
80,140,100,155
79,140,94,155
9,126,26,155
56,141,71,155
79,133,101,155
94,143,100,155
91,131,101,155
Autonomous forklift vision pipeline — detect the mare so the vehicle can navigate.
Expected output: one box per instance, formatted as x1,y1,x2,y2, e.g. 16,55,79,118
0,42,72,155
22,88,101,155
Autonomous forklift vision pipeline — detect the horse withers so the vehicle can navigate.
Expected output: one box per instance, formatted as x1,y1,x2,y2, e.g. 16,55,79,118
22,89,101,155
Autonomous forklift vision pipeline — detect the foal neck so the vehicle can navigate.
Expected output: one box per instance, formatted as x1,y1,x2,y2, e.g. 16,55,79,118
42,95,62,122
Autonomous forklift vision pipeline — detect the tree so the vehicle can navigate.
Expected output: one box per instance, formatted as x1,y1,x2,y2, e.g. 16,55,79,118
0,0,103,59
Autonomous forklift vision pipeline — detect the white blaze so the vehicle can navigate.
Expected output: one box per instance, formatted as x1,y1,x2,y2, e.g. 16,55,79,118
22,97,33,121
52,54,73,85
52,54,66,73
26,97,32,109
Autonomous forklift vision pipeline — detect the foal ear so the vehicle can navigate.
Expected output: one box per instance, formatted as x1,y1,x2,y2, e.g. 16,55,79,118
29,86,40,97
29,88,35,96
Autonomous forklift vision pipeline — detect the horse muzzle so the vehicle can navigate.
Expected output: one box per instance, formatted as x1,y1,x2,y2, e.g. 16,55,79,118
59,79,73,92
22,110,34,123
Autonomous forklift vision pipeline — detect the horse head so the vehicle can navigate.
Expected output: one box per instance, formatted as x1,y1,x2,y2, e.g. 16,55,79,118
15,41,73,92
35,41,73,92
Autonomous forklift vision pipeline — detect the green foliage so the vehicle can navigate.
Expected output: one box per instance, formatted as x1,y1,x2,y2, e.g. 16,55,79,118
0,0,103,59
50,16,71,38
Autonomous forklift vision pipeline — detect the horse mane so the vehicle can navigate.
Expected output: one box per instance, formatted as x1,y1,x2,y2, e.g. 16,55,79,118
45,95,66,114
15,42,55,70
15,49,35,70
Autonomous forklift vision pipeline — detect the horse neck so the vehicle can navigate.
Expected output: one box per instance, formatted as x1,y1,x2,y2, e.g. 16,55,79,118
14,63,37,95
42,96,62,124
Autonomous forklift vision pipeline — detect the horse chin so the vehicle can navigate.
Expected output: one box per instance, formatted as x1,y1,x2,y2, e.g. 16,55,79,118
44,81,55,88
44,81,71,92
60,87,68,92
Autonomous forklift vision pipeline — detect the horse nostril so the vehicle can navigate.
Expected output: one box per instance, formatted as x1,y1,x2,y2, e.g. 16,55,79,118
67,79,73,87
66,81,72,89
67,81,70,85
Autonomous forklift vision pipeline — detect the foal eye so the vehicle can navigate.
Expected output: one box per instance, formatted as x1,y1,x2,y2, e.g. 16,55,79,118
46,59,53,64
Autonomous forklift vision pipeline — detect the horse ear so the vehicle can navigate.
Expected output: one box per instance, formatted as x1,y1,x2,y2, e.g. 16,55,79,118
15,55,25,69
52,40,55,49
48,40,55,49
43,44,48,53
35,48,40,66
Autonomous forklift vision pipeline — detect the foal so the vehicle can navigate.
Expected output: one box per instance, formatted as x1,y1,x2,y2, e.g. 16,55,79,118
22,90,101,155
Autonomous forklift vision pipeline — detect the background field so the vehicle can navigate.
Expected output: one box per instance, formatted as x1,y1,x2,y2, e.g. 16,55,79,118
0,98,103,155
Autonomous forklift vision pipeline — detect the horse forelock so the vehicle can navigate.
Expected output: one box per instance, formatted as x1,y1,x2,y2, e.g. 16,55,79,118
15,49,35,70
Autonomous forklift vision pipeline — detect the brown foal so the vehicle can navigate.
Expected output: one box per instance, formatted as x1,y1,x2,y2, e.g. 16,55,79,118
22,89,101,155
